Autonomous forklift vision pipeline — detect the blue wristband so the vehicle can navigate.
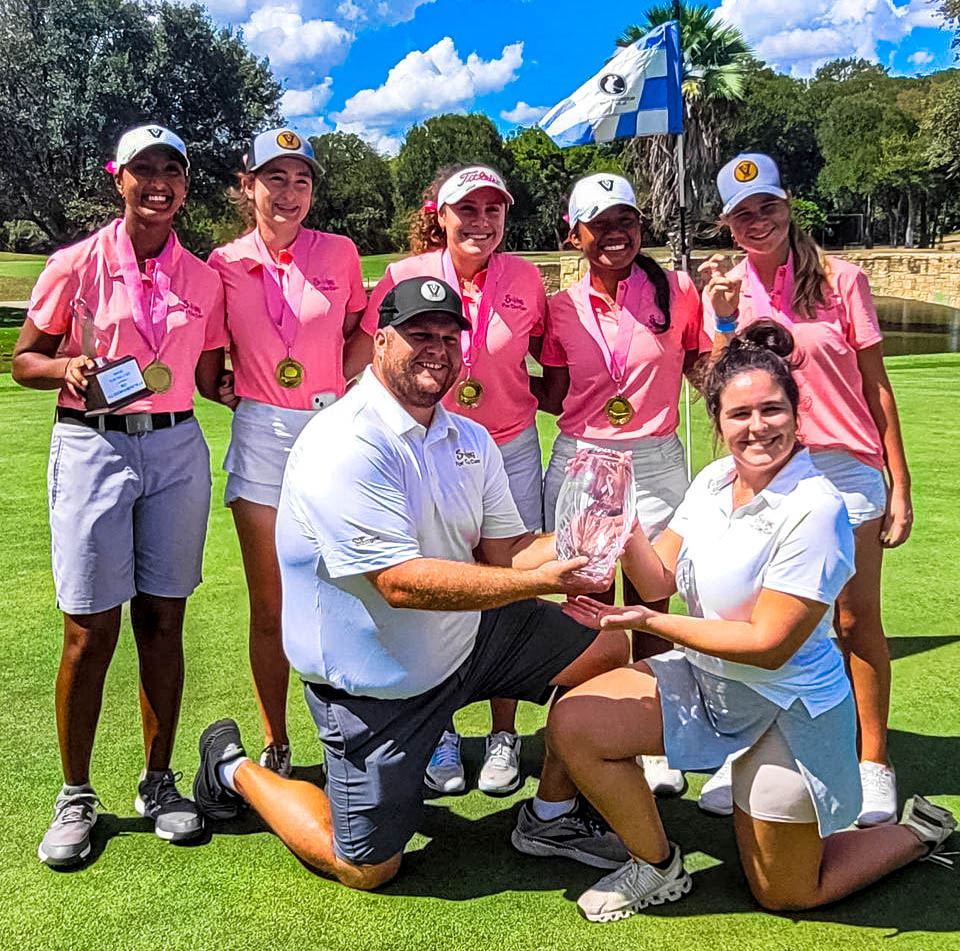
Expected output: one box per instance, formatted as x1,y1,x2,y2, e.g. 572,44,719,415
715,312,738,333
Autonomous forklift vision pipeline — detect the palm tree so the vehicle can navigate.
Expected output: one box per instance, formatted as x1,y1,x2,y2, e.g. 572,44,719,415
618,3,752,253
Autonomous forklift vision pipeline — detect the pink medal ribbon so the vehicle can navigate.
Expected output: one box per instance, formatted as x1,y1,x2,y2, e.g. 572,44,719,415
254,229,307,356
113,218,175,359
572,268,647,395
441,249,502,375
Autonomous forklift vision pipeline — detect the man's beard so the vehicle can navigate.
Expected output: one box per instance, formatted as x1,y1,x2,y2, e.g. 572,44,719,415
382,351,458,408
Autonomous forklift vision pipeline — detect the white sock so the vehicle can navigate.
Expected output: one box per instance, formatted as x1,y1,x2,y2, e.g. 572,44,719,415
532,796,577,821
217,755,249,792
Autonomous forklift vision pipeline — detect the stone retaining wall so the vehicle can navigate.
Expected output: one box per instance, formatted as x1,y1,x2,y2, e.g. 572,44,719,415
542,250,960,309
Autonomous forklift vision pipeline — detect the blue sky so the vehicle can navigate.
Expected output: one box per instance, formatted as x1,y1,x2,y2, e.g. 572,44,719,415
197,0,957,152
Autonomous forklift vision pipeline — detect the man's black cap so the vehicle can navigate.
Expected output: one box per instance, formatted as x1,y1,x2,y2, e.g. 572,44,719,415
378,277,471,330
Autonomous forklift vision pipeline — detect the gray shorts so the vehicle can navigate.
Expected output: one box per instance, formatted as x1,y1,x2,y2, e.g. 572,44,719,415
498,423,544,532
303,598,597,865
646,650,860,837
47,418,212,614
808,449,888,526
224,398,319,509
543,433,688,540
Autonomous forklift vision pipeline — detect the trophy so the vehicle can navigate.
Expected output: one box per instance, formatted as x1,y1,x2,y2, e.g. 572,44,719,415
75,299,151,415
555,448,635,584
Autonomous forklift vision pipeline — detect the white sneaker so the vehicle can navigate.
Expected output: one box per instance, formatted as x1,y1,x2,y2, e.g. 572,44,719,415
857,761,897,827
577,845,692,922
478,731,521,794
698,757,734,816
900,795,957,867
641,755,684,796
424,731,465,794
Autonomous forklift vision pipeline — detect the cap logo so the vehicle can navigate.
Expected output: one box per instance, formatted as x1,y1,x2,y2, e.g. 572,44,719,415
599,179,614,192
734,160,759,183
277,131,301,150
420,281,446,303
148,127,163,139
458,169,499,186
599,73,627,95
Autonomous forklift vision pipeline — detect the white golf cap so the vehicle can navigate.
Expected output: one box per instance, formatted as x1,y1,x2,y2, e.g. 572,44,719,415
116,125,189,172
568,173,639,228
717,153,787,215
244,127,322,176
437,166,513,209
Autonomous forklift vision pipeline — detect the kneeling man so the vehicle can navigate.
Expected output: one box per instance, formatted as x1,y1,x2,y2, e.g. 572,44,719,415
193,277,630,889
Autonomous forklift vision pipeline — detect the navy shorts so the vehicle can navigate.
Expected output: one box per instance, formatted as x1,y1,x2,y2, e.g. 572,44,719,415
303,598,598,865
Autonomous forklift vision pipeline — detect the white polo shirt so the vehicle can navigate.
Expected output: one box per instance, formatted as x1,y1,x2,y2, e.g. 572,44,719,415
669,449,855,716
276,368,527,699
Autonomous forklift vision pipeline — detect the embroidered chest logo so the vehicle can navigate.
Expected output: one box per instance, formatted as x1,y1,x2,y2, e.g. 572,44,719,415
455,448,480,467
311,278,338,292
352,534,379,547
750,513,776,535
501,293,525,310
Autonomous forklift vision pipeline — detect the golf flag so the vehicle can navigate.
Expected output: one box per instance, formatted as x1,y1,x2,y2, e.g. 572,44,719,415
539,22,683,147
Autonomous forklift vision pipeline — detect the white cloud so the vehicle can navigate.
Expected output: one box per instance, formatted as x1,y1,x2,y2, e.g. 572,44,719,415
241,4,354,69
908,49,935,65
336,0,363,21
332,37,523,132
500,101,550,125
281,78,334,116
715,0,945,76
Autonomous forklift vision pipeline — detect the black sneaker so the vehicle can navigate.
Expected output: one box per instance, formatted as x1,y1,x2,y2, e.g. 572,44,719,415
193,719,247,821
135,770,202,841
511,797,629,869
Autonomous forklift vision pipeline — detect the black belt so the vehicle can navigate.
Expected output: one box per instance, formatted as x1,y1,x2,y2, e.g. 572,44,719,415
56,406,194,434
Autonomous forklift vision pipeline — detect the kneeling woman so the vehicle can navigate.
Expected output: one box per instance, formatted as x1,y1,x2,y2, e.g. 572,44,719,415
14,126,228,865
554,321,955,922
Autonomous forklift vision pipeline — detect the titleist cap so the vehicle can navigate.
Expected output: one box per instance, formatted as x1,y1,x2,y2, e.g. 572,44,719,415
437,166,513,208
717,153,787,215
116,125,189,172
378,277,471,331
568,173,639,228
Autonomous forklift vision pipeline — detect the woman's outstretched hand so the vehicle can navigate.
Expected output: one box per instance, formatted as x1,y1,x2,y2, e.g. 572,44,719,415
562,595,656,631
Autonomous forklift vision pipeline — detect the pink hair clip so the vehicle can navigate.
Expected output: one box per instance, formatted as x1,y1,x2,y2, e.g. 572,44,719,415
422,200,438,214
104,160,119,174
562,213,570,224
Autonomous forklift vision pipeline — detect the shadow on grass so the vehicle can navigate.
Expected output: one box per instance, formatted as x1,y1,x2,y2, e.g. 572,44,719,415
887,634,960,661
386,726,960,935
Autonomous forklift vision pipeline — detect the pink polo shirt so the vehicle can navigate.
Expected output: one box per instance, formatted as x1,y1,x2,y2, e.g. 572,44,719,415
28,219,226,414
542,266,707,441
702,255,885,470
208,228,367,410
364,250,546,445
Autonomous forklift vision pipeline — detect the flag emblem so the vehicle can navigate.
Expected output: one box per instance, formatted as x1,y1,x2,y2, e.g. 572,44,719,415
734,160,759,183
599,73,627,95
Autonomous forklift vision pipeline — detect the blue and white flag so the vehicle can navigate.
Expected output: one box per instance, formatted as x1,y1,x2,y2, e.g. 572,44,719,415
539,22,683,147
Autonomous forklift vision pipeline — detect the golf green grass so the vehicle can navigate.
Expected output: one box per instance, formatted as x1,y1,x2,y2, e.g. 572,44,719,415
0,356,958,951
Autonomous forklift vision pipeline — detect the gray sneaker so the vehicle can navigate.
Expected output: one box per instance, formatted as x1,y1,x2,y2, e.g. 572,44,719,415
511,798,629,870
900,795,957,867
38,785,100,867
478,731,521,794
577,845,692,922
135,769,202,841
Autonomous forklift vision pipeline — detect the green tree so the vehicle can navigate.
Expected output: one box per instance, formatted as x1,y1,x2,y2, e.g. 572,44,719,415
617,2,752,249
304,132,395,254
0,0,281,251
505,128,623,250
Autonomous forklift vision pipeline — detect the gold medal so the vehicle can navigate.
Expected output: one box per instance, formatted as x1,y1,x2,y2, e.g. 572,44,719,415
604,395,634,427
276,357,304,389
142,360,173,394
457,378,483,407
